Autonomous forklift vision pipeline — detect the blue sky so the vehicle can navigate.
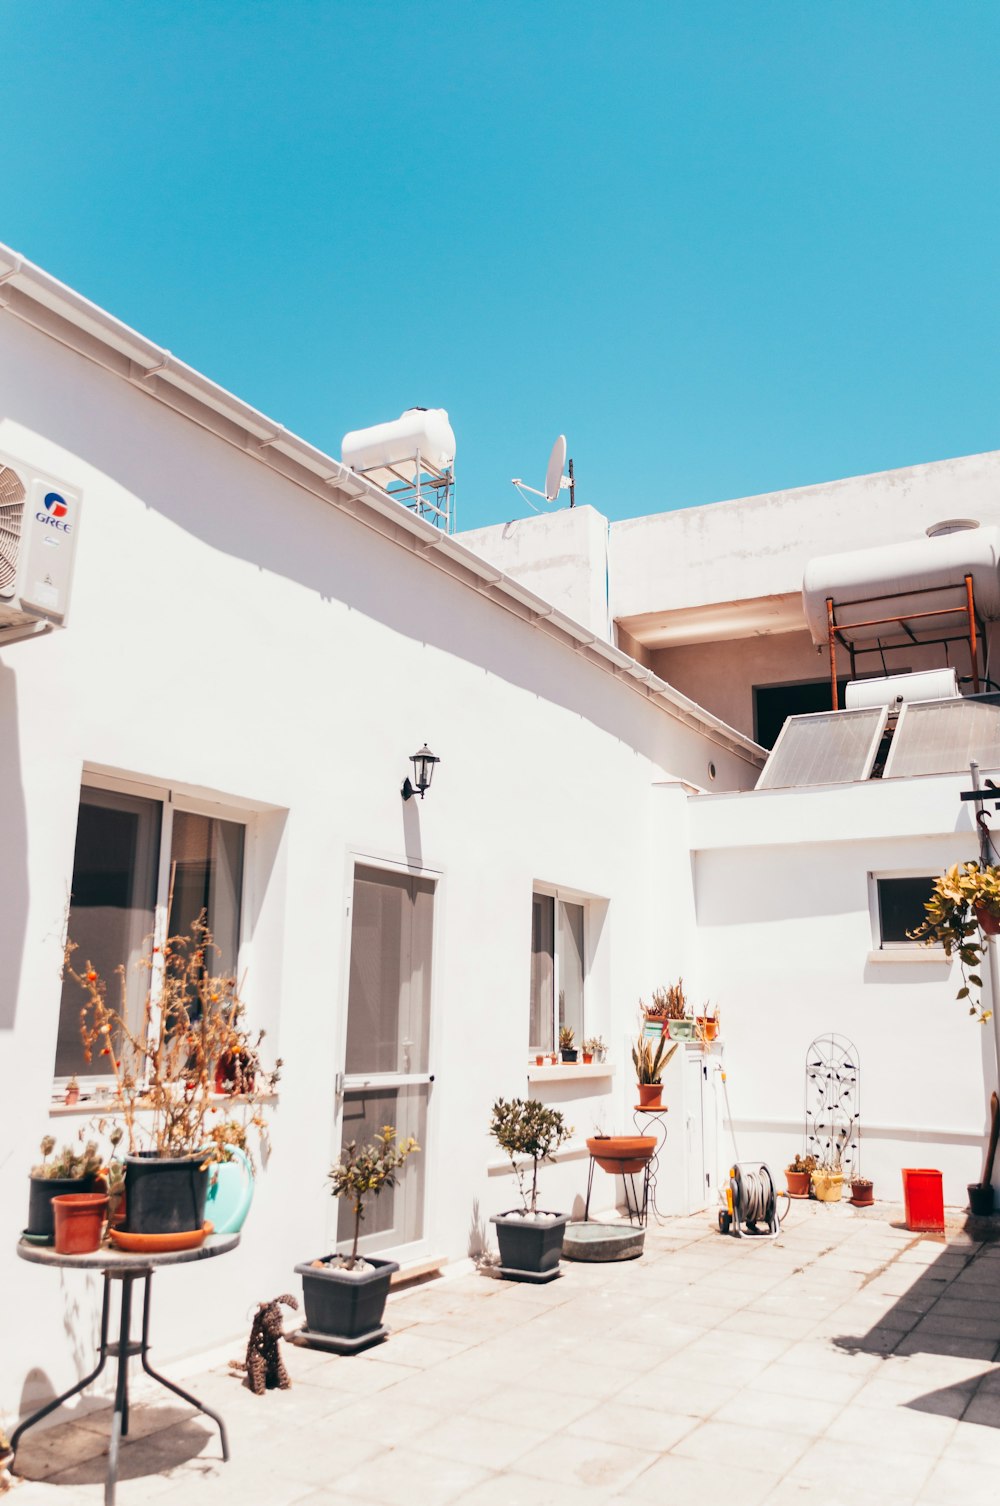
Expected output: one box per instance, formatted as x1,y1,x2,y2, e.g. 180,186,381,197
4,3,999,530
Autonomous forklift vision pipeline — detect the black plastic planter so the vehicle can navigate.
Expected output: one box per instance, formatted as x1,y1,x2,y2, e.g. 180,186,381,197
294,1255,399,1353
124,1154,209,1235
491,1210,568,1281
27,1175,95,1242
969,1182,995,1217
560,1049,579,1063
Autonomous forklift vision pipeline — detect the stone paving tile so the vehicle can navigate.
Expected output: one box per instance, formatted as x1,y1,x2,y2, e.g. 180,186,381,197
331,1443,492,1505
783,1436,936,1500
918,1456,1000,1506
15,1204,1000,1506
616,1451,782,1505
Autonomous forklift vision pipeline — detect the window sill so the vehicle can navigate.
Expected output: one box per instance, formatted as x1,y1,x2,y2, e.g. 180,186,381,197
867,949,949,965
526,1063,615,1084
49,1092,279,1118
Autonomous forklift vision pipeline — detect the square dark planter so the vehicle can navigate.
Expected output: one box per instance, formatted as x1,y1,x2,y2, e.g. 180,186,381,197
491,1210,568,1280
294,1254,399,1351
27,1175,95,1242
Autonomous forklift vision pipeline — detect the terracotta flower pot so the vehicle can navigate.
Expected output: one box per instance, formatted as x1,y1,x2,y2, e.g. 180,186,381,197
696,1018,719,1041
849,1179,874,1207
582,1052,593,1064
586,1136,656,1175
975,905,1000,936
52,1192,109,1255
785,1169,811,1198
637,1082,662,1108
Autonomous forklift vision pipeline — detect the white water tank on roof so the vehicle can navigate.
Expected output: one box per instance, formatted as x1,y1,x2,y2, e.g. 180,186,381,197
341,409,456,488
844,668,959,710
802,525,1000,646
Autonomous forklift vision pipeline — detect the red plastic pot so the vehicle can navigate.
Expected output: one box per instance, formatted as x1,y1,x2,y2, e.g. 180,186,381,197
52,1192,109,1254
902,1168,944,1232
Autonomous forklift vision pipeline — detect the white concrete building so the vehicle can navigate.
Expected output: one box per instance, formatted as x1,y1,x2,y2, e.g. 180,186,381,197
3,241,999,1431
0,247,758,1425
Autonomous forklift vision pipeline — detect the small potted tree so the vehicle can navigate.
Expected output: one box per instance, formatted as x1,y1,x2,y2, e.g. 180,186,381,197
69,919,280,1240
295,1126,418,1352
489,1098,571,1280
632,1032,678,1108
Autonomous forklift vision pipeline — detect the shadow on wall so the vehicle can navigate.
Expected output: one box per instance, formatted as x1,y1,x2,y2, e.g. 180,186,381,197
0,330,752,781
0,663,27,1030
835,1225,1000,1425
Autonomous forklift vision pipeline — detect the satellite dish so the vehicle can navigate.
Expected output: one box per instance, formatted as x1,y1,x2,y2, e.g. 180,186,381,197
544,435,567,502
512,435,576,511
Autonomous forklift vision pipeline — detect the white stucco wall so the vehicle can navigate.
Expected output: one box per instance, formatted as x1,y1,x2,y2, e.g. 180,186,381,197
0,309,759,1425
688,773,1000,1207
611,450,1000,620
457,506,611,642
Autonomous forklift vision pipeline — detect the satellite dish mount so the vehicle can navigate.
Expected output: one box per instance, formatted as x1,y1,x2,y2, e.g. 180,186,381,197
512,435,575,512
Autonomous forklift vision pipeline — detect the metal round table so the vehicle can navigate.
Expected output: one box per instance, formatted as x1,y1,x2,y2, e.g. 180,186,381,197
14,1233,240,1506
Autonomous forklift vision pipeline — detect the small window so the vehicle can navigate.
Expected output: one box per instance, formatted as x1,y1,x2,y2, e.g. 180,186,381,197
875,876,937,947
56,784,246,1086
529,892,586,1054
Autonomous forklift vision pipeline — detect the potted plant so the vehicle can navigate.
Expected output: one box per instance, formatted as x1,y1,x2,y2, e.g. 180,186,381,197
849,1175,874,1207
489,1098,571,1280
559,1026,578,1063
632,1032,678,1108
695,1004,721,1042
655,980,694,1040
26,1135,102,1244
69,918,281,1238
785,1153,817,1198
296,1126,418,1351
581,1035,601,1065
908,862,1000,1023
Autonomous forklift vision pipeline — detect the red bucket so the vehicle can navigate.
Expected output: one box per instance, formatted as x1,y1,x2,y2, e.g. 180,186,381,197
902,1168,944,1233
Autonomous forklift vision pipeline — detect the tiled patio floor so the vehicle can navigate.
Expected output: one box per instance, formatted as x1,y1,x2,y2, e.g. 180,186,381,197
9,1199,1000,1505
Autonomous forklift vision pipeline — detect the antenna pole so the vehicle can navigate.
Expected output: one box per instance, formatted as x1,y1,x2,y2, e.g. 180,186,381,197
568,457,575,508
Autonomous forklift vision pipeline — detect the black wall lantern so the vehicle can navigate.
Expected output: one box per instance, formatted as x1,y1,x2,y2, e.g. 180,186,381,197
402,743,440,801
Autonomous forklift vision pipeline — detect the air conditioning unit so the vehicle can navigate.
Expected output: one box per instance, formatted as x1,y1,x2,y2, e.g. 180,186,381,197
0,451,81,646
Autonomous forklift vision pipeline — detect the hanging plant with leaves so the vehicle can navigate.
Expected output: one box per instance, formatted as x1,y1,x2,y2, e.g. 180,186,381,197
908,862,1000,1023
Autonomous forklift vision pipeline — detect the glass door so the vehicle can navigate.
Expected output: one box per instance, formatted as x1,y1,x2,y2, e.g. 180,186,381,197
336,864,435,1258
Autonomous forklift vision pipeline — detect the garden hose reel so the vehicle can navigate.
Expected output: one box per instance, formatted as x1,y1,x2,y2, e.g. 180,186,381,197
718,1162,785,1239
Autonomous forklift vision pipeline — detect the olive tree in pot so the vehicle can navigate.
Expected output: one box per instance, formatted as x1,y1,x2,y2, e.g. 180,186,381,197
489,1098,572,1281
295,1126,419,1353
69,919,280,1237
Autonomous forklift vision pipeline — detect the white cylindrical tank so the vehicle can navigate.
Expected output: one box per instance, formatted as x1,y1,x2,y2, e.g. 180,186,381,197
844,668,959,710
341,409,456,487
802,526,1000,646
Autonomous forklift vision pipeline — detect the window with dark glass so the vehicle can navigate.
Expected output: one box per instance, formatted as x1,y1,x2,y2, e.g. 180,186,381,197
55,787,245,1084
529,892,585,1054
876,876,936,946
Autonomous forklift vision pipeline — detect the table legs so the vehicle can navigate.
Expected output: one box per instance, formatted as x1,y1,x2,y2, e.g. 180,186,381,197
12,1268,229,1506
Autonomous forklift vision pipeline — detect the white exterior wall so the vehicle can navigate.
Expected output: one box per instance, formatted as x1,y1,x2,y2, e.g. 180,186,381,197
457,506,612,643
0,310,758,1423
688,774,1000,1207
611,451,1000,621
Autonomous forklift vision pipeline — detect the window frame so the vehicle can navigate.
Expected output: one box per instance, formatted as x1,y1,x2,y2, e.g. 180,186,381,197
54,772,252,1097
529,883,589,1058
867,869,945,955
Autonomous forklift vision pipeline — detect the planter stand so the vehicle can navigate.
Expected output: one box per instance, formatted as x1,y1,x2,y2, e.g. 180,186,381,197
14,1237,237,1506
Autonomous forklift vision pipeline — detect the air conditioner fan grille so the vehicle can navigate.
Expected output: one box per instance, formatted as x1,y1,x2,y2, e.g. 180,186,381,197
0,466,27,597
